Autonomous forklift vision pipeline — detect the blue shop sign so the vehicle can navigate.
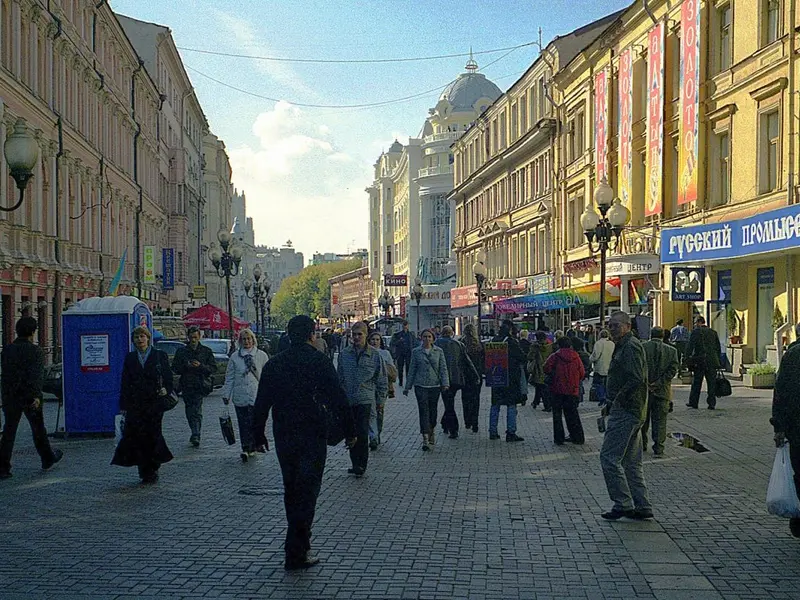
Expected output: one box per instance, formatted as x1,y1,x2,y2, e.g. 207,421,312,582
661,203,800,264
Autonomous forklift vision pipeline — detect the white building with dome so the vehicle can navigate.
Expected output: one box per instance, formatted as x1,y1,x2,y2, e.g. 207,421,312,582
367,57,502,329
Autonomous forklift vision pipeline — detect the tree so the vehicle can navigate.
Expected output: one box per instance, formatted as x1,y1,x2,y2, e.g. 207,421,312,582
271,259,362,324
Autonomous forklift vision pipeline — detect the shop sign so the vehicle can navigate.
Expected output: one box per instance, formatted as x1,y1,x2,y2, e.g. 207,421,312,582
450,284,477,309
618,47,634,210
192,285,206,299
679,0,700,206
717,269,732,302
484,342,509,387
662,202,800,264
495,279,621,313
671,267,705,302
383,274,407,287
162,248,174,291
645,21,665,217
399,296,406,317
594,68,609,184
606,254,660,277
563,257,597,273
527,274,554,295
143,246,155,284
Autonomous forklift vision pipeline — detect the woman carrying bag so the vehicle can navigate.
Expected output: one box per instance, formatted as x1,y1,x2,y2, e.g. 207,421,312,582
403,329,449,451
368,331,397,450
222,328,270,462
461,323,484,433
112,326,175,484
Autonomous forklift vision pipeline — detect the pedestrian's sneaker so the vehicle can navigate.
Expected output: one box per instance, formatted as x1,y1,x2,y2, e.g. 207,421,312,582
284,554,320,571
240,452,249,463
190,436,200,447
601,508,635,520
506,433,524,442
632,508,655,520
42,448,64,470
489,433,501,440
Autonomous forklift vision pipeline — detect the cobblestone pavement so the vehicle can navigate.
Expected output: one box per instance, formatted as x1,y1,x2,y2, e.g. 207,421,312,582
0,378,798,599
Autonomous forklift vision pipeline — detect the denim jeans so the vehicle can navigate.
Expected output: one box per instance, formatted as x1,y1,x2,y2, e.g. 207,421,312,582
414,386,440,434
600,407,651,512
369,401,384,443
489,404,518,435
183,394,204,439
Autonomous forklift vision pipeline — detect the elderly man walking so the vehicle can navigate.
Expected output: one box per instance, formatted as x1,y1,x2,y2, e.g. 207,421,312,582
435,325,478,439
600,311,653,521
642,327,679,457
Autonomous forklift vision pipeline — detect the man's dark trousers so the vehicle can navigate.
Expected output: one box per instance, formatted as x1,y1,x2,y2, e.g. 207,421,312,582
275,429,327,562
551,394,584,444
688,366,716,408
395,353,410,385
349,404,371,472
440,384,462,434
0,402,57,472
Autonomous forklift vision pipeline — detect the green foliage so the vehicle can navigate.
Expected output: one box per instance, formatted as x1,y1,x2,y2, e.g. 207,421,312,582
271,259,362,324
772,305,785,332
725,305,739,336
749,362,776,375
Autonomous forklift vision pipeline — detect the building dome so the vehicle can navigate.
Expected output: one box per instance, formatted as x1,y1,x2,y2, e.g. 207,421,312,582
388,139,403,153
438,56,502,114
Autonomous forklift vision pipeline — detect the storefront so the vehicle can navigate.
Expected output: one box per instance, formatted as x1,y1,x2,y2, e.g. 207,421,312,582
606,253,660,319
661,203,800,365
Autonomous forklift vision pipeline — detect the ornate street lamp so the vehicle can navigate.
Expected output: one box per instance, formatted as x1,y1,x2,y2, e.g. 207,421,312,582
378,289,394,318
412,277,424,333
581,176,631,329
209,227,243,351
472,251,487,336
243,263,269,347
2,119,39,212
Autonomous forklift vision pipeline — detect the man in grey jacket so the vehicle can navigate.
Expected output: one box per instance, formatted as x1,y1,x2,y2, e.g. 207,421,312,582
600,311,652,521
435,326,478,439
642,327,679,457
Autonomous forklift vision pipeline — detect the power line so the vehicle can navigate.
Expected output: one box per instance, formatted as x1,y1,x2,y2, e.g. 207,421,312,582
176,41,537,65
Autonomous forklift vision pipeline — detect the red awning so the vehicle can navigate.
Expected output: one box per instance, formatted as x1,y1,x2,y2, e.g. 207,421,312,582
183,303,249,332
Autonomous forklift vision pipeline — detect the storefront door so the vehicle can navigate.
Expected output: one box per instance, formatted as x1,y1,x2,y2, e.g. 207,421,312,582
756,268,775,361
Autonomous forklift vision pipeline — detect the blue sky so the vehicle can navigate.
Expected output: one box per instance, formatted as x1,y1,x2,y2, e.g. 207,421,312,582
110,0,630,261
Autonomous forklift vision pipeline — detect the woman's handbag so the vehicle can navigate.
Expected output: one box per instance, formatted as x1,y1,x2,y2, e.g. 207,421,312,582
156,362,180,411
219,408,237,446
767,444,800,518
715,370,732,397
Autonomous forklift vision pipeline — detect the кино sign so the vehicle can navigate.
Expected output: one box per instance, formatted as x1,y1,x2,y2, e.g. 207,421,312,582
383,274,408,287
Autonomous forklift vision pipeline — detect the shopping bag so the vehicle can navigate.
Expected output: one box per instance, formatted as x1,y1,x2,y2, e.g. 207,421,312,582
219,409,236,446
114,413,125,446
715,371,732,397
766,444,800,518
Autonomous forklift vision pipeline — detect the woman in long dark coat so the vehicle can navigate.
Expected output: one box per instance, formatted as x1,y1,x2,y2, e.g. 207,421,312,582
112,326,174,483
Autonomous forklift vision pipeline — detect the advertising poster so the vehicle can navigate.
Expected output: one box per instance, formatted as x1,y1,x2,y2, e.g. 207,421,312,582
645,22,665,217
618,47,634,210
80,334,110,373
143,246,155,284
671,267,705,302
484,342,509,388
594,68,609,184
162,248,175,291
679,0,700,205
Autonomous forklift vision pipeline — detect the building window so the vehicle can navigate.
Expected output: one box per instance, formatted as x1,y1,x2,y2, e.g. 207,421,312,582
529,230,538,273
567,196,584,249
711,130,731,207
719,4,732,71
567,118,576,163
764,0,781,46
386,245,392,265
760,110,780,193
511,102,518,141
520,92,528,132
575,111,585,157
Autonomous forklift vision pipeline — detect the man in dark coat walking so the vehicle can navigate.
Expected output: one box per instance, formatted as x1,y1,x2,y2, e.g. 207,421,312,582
489,320,525,442
172,326,217,446
389,320,415,386
0,317,63,479
252,315,356,570
435,326,478,439
685,316,722,409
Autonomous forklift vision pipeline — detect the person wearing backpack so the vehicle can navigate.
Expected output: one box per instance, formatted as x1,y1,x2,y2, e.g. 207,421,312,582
544,336,586,445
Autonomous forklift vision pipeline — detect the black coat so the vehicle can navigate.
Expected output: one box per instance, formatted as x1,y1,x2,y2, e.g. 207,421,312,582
490,333,526,406
252,343,355,447
111,349,174,468
1,338,44,407
172,343,216,397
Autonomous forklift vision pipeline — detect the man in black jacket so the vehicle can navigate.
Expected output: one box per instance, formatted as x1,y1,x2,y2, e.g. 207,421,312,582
435,326,478,439
685,316,722,409
0,317,63,479
172,326,217,447
389,320,415,386
773,342,800,538
253,315,356,571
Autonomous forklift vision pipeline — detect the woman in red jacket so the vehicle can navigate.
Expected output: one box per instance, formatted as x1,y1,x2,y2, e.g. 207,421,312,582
544,336,586,445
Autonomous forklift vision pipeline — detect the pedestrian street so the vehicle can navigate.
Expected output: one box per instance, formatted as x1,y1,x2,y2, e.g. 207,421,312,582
0,380,798,600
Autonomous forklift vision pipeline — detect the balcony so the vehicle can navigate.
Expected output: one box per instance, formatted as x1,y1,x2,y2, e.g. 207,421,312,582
423,131,462,145
417,164,453,178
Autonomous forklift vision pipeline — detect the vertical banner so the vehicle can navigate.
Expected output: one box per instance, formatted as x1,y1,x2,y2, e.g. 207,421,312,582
645,22,665,217
162,248,175,291
484,342,509,387
143,246,155,284
679,0,700,205
594,68,609,184
618,47,634,210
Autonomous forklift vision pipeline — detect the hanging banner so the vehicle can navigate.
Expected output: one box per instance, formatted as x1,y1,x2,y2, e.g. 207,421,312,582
143,246,155,284
162,248,175,291
594,68,609,184
645,21,665,217
679,0,700,206
671,267,705,302
484,342,509,388
618,47,634,210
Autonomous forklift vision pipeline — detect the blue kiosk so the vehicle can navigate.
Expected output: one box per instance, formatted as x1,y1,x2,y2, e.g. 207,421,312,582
61,296,152,435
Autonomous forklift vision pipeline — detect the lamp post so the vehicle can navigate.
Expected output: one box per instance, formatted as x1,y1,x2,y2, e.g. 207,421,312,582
472,251,487,337
580,176,631,330
209,228,243,351
378,289,394,318
412,277,424,333
2,119,39,212
243,264,270,347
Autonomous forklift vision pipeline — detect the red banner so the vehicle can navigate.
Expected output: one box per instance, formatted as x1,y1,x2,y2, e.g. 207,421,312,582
618,47,633,210
450,284,477,309
594,69,609,184
679,0,700,205
399,295,406,318
645,22,665,217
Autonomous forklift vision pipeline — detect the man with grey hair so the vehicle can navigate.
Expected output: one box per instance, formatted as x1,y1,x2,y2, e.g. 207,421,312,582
599,311,652,520
173,325,217,447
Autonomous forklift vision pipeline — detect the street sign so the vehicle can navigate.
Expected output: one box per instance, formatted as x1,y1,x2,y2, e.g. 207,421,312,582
483,289,515,297
384,274,408,287
192,285,207,299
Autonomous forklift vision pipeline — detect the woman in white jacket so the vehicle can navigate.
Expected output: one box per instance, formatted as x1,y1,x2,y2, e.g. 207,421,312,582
222,329,269,461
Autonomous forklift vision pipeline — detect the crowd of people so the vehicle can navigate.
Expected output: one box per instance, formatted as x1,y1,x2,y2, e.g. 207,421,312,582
1,310,799,571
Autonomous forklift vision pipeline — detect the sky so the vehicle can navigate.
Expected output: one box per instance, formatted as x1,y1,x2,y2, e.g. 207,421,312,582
110,0,630,262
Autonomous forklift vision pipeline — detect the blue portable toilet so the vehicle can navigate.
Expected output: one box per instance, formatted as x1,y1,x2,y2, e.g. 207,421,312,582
61,296,152,435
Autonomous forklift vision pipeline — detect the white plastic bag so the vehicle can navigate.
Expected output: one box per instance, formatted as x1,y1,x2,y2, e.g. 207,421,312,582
114,413,126,447
766,444,800,518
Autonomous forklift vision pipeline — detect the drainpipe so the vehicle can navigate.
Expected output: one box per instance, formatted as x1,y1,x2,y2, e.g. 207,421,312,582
642,0,658,25
789,0,797,326
92,1,107,295
132,60,144,298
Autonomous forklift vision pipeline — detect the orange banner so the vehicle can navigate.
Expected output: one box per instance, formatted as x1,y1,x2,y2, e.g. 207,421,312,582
594,69,609,184
645,22,665,217
679,0,700,205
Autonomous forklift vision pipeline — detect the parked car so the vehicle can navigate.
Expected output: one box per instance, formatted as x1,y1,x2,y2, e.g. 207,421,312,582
43,362,63,400
154,340,184,390
200,339,231,388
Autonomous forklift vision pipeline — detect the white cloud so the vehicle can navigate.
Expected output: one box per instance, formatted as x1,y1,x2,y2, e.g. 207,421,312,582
229,102,371,258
